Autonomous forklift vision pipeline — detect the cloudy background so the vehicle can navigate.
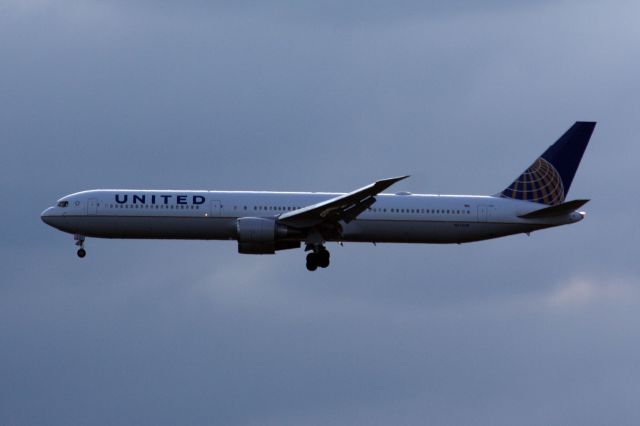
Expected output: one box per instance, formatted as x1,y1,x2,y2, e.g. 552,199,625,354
2,0,639,424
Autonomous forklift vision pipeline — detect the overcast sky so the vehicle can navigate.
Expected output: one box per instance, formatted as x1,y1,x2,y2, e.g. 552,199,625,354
2,0,640,424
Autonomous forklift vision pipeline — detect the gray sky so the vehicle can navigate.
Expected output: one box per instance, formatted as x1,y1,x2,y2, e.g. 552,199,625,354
2,1,640,424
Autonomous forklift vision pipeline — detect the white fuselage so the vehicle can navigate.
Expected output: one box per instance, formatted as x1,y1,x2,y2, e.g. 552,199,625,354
41,189,583,245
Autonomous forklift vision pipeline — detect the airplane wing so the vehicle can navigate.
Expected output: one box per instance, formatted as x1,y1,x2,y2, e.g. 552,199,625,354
278,175,409,228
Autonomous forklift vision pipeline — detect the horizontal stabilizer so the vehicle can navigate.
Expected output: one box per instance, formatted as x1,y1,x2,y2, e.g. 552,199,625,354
518,199,589,219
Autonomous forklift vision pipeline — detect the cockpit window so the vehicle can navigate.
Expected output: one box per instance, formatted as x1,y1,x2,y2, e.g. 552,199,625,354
57,201,69,208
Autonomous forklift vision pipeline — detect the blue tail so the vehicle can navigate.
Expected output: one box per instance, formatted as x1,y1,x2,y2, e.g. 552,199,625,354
499,121,596,205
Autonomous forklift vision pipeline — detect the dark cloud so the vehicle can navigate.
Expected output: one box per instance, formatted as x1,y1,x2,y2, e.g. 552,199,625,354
2,0,640,424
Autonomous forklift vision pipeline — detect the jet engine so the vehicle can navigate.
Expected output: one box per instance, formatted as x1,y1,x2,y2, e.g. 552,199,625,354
236,217,302,254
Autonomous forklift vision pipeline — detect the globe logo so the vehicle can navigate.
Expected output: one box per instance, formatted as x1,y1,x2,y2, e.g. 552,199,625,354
501,158,565,205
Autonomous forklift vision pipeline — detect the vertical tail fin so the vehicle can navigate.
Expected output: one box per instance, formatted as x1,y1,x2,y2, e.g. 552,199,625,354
499,121,596,205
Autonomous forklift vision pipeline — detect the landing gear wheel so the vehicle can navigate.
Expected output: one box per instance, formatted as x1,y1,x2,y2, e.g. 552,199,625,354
306,253,318,271
317,250,330,268
74,235,86,258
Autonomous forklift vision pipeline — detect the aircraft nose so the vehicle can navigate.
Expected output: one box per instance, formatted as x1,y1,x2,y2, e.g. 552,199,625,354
41,207,55,225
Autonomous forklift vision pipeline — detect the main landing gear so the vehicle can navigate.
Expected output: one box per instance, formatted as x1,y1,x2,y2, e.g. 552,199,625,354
75,234,86,258
306,246,330,271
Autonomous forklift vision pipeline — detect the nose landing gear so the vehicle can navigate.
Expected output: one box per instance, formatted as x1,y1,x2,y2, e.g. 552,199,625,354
305,246,330,271
75,234,86,258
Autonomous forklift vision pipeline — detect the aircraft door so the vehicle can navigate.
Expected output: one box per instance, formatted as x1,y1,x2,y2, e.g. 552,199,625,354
209,200,222,216
88,198,98,215
477,205,488,222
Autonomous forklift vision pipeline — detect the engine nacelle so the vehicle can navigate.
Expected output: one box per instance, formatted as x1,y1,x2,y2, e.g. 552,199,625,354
236,217,302,254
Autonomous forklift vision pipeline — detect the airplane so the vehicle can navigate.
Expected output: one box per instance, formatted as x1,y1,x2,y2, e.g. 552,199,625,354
41,122,595,271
